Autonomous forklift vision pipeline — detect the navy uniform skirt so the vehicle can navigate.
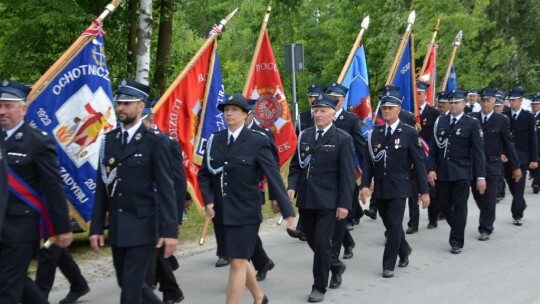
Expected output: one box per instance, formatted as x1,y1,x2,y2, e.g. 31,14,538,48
220,224,260,259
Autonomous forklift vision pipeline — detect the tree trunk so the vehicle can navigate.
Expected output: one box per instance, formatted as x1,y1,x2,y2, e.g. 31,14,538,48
136,0,153,85
153,0,174,95
127,0,138,76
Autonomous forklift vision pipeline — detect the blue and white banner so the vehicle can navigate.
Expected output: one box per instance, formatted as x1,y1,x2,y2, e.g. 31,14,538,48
26,25,116,222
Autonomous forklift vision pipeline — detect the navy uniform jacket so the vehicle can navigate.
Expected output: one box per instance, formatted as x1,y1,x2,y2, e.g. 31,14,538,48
251,123,279,202
0,131,7,233
504,110,538,165
399,110,416,127
469,112,520,176
288,125,355,210
296,110,313,135
198,127,294,226
361,122,429,199
419,104,441,145
168,136,187,225
90,125,178,247
535,112,540,158
429,114,486,181
1,123,71,242
333,110,367,170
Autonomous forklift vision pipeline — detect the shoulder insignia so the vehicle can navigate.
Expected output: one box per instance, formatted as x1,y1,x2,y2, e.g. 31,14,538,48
418,138,422,147
41,131,48,136
250,129,266,137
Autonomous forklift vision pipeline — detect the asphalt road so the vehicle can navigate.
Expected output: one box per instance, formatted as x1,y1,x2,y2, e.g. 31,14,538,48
50,188,540,304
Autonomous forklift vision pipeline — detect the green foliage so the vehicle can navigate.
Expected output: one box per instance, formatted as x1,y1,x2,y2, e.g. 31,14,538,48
0,0,538,106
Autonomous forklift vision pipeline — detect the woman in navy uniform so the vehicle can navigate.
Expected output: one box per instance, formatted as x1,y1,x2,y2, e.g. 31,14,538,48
360,86,430,278
198,93,295,304
0,79,73,303
90,79,179,304
502,86,538,225
428,88,486,254
469,88,521,241
288,93,355,302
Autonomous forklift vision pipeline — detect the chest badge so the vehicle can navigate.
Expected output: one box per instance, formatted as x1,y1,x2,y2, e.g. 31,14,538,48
394,138,400,149
456,128,461,136
109,157,115,165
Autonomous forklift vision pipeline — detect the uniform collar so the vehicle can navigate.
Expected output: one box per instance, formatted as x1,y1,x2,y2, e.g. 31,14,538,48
334,108,343,120
228,125,244,141
385,119,400,133
4,120,24,141
121,119,143,144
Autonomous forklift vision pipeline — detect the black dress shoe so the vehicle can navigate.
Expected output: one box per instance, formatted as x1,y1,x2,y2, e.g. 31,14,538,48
533,184,540,194
406,227,418,234
329,264,346,289
163,294,185,303
286,228,306,239
254,295,269,304
59,287,90,304
427,221,438,229
450,246,462,254
364,208,377,219
346,223,354,231
382,269,394,278
438,213,445,220
478,232,490,241
513,218,522,226
215,257,230,267
256,259,275,281
343,245,354,259
308,289,325,302
398,247,412,267
299,234,307,241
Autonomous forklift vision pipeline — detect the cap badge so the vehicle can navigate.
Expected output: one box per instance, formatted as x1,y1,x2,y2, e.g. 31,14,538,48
1,80,8,86
121,79,127,86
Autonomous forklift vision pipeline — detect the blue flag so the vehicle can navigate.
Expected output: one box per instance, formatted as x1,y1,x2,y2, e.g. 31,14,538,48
392,36,415,114
445,64,458,92
193,49,227,164
26,26,116,222
342,43,373,139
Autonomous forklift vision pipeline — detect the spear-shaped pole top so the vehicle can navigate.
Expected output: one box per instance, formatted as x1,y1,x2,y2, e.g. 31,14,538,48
361,16,370,30
98,0,121,21
405,10,416,32
225,7,239,23
452,30,463,47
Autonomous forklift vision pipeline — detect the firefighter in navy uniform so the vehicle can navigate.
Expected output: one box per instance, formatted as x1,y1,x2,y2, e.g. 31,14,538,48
0,79,73,303
469,88,521,241
326,82,366,261
428,88,486,254
245,97,279,282
90,79,179,304
406,81,440,234
287,93,355,302
360,87,430,278
502,86,538,225
198,93,295,304
530,93,540,193
296,84,324,135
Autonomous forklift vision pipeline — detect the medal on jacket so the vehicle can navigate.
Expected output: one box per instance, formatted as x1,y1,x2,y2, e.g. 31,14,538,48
394,138,400,149
456,128,461,135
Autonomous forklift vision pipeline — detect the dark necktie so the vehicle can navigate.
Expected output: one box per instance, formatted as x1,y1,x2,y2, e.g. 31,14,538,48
227,134,234,150
483,116,488,125
450,117,457,131
511,113,517,129
385,126,392,143
122,131,129,150
315,130,324,145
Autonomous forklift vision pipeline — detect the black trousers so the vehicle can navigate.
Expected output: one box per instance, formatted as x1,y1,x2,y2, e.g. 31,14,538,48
437,180,470,248
0,241,40,303
147,247,183,301
332,185,358,256
377,198,410,271
471,175,498,234
531,167,540,188
251,235,270,271
505,164,528,219
497,163,506,198
427,185,439,222
112,245,161,304
407,180,420,228
299,208,341,293
34,245,88,297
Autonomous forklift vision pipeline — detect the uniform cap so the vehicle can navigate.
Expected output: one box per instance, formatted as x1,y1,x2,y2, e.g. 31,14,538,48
416,80,429,92
218,93,250,113
326,82,349,97
379,85,403,106
448,88,467,101
307,84,325,97
0,79,31,101
312,93,338,110
115,78,151,102
507,86,525,99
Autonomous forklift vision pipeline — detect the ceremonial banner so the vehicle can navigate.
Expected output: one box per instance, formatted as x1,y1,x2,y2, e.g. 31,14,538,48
445,65,458,93
342,43,373,139
244,30,297,167
153,40,217,210
26,22,116,226
391,35,419,126
193,47,227,165
419,46,437,106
